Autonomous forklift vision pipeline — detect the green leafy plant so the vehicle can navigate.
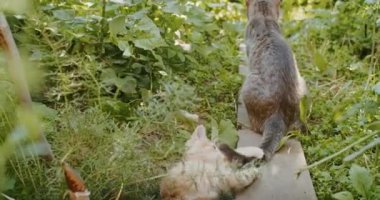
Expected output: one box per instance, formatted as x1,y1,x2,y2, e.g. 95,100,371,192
332,164,379,200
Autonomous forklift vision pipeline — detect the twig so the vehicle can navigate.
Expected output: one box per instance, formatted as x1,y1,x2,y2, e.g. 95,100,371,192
365,23,377,90
1,193,15,200
115,183,124,200
344,138,380,162
60,148,74,164
298,132,377,174
100,0,107,52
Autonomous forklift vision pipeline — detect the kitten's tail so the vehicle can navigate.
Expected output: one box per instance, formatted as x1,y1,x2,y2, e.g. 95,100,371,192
260,112,287,161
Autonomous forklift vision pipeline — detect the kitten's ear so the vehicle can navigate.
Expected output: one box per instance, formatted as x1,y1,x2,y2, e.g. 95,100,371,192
191,125,208,140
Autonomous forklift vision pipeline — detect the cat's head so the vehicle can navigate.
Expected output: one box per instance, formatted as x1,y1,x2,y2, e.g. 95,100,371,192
246,0,282,21
184,125,223,163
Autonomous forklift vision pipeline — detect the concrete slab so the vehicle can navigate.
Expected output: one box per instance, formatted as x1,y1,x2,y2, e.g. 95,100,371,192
237,99,250,129
236,129,317,200
236,48,317,199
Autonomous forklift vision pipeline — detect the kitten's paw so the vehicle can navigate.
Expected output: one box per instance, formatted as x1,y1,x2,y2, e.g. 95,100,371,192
235,146,264,159
243,157,264,168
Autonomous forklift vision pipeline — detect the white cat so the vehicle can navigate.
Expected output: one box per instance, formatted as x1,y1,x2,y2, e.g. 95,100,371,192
160,125,263,200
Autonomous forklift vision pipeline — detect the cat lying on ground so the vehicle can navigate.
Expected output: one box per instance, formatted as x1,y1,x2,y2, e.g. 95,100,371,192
160,125,263,200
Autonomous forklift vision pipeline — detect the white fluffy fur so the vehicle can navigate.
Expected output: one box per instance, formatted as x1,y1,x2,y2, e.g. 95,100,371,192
160,125,262,200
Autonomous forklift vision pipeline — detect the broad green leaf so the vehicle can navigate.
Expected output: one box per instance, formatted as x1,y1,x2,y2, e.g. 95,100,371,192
218,119,239,149
368,121,380,131
152,51,165,68
332,191,354,200
32,102,58,121
210,118,219,141
100,68,117,85
1,177,15,191
320,171,332,181
52,9,75,20
140,88,151,102
208,2,224,8
189,31,203,43
110,0,143,6
132,17,166,50
101,98,133,116
162,1,183,14
373,82,380,95
196,46,211,57
134,35,166,50
361,100,378,115
106,3,122,12
109,15,127,36
223,21,245,33
131,63,145,73
128,0,145,5
203,23,219,33
127,9,149,21
349,164,373,196
167,49,176,58
185,6,210,26
364,0,378,4
0,0,31,13
185,55,200,66
110,0,132,5
117,40,132,57
117,76,137,94
135,16,158,31
178,53,185,62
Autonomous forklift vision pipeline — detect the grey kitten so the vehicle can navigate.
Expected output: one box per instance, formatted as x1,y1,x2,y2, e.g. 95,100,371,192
242,0,307,160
